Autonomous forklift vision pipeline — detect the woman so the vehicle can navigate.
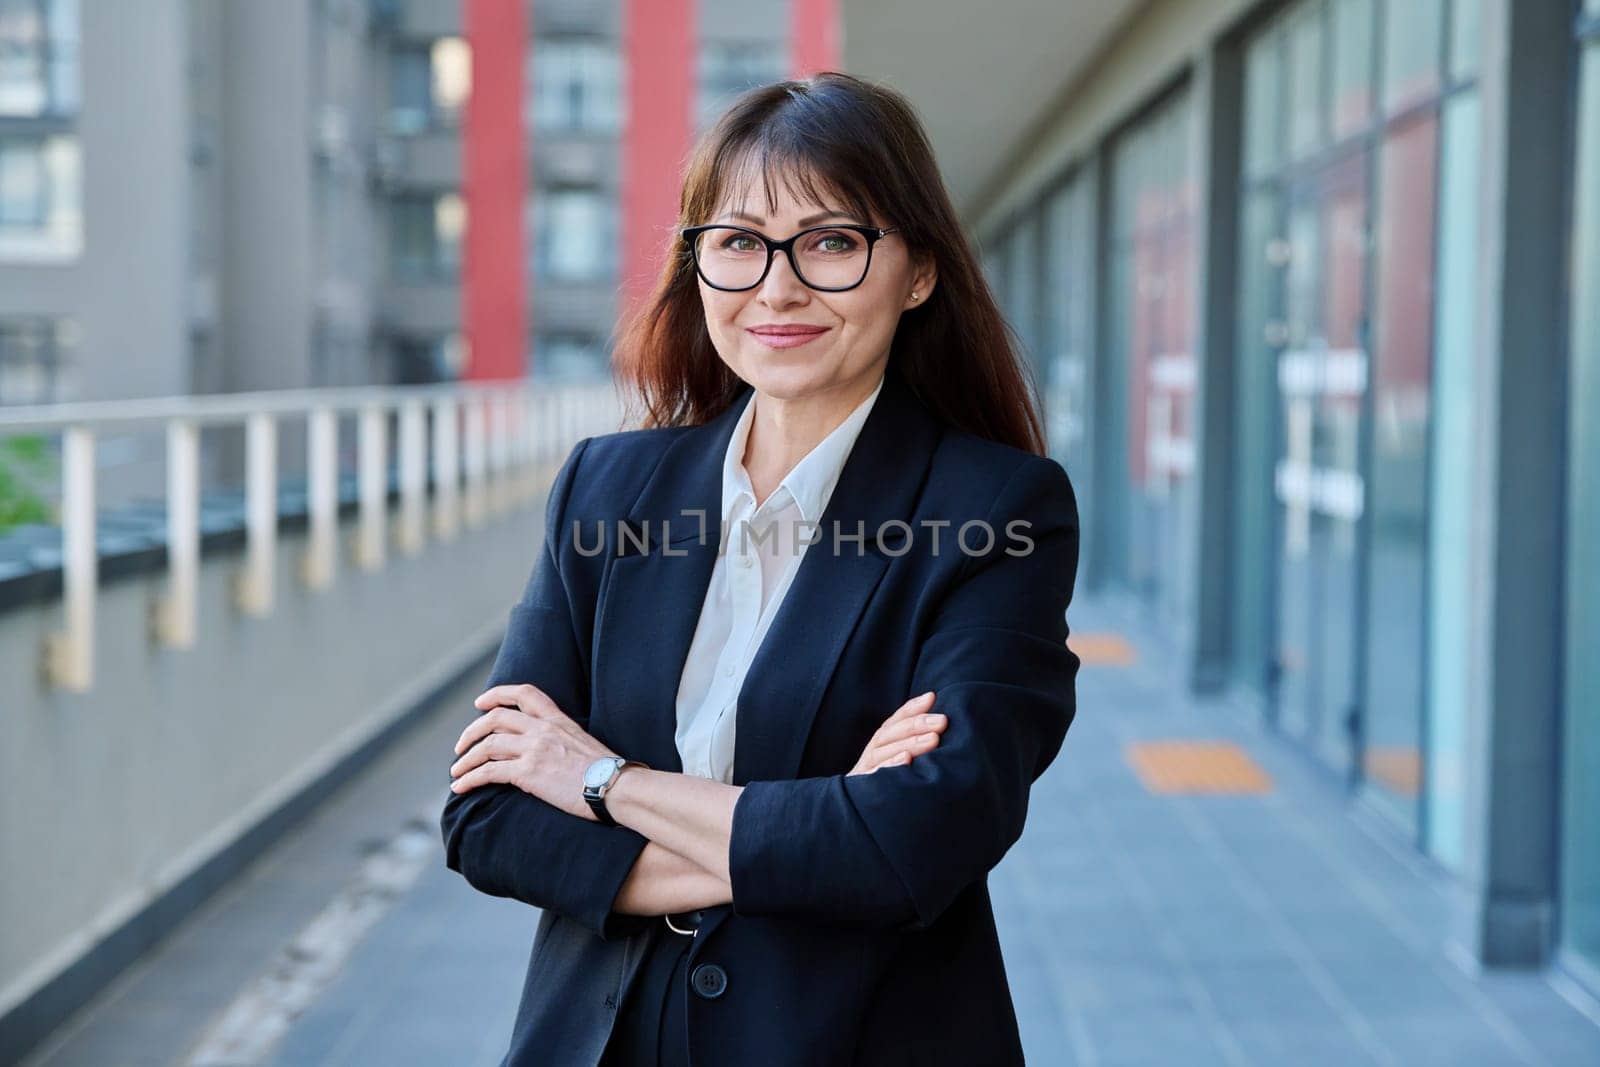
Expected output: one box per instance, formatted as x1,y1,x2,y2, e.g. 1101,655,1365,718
441,71,1081,1067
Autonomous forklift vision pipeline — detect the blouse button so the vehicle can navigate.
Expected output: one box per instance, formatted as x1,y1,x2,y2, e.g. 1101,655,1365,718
722,665,735,678
740,555,754,568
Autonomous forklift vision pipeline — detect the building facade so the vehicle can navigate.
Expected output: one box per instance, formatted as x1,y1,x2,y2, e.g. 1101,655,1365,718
974,0,1599,987
0,0,811,409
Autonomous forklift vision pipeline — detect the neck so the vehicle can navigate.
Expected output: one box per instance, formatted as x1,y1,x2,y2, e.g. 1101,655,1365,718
741,365,885,508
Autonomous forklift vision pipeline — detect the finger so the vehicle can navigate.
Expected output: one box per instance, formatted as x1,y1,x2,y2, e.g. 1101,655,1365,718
877,732,941,765
453,707,527,756
860,725,943,771
450,732,510,778
875,711,947,746
862,750,913,775
449,759,513,794
473,684,560,717
880,690,936,726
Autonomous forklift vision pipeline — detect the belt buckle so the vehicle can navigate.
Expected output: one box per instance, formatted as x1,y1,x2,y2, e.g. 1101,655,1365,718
664,911,698,937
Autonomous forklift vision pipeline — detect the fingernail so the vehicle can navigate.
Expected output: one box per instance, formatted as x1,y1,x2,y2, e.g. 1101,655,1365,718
920,714,944,727
919,691,935,702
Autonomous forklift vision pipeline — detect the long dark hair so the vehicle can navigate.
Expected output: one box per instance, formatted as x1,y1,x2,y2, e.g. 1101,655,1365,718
609,70,1046,456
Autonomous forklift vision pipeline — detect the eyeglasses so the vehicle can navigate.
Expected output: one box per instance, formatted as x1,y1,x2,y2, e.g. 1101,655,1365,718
680,223,900,293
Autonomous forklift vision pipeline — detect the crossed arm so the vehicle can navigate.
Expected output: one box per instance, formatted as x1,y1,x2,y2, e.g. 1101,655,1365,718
440,440,1080,939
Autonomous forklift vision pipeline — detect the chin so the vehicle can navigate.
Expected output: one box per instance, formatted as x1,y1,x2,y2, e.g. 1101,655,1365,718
740,362,837,399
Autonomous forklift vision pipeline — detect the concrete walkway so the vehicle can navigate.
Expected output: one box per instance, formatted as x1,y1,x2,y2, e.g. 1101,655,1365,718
24,596,1600,1066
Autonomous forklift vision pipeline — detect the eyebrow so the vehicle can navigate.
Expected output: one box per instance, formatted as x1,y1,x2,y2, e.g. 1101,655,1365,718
720,209,868,228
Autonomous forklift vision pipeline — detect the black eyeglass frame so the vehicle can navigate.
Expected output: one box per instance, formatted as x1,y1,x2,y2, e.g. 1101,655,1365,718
679,223,901,292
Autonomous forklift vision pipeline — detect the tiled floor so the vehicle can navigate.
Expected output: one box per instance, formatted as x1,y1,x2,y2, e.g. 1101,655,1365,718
24,596,1600,1066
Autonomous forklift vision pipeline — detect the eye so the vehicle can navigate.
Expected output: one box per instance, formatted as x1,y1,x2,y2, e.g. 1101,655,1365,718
720,233,762,252
806,230,860,254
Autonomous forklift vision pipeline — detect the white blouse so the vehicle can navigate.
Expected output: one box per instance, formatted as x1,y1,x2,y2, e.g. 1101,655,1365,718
673,372,887,783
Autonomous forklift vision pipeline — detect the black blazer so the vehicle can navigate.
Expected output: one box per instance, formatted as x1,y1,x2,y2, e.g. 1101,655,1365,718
440,365,1081,1066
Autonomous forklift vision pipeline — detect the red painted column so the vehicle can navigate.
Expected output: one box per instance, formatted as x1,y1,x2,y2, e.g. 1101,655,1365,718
462,0,528,380
790,0,840,77
620,0,696,313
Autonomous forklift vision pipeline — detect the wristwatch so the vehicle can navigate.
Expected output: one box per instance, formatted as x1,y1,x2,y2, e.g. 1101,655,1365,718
582,756,647,826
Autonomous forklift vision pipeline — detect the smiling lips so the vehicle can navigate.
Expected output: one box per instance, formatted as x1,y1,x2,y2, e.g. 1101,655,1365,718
747,324,830,349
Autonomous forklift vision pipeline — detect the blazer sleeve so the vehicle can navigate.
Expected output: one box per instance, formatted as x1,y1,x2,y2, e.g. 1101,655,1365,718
439,435,655,942
727,455,1081,931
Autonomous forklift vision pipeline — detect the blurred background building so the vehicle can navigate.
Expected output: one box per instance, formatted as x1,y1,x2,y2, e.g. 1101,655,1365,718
947,0,1599,988
0,0,798,406
3,0,1599,1064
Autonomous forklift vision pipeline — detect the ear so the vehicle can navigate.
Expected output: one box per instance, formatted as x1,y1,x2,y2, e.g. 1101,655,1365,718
906,252,939,309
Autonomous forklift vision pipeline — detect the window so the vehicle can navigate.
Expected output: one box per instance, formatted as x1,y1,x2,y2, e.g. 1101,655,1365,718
388,192,466,282
391,331,467,384
1042,172,1096,476
532,186,615,282
696,40,784,129
535,331,604,380
1237,0,1484,846
0,0,79,118
387,36,471,134
0,132,80,260
530,38,622,133
1381,0,1443,113
1561,0,1600,981
0,316,75,404
1108,89,1198,631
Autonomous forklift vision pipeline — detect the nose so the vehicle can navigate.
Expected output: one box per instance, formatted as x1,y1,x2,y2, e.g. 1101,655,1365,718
758,244,810,306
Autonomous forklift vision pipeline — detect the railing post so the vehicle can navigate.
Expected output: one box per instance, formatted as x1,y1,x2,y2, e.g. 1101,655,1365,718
432,397,459,541
356,403,387,570
397,399,426,555
43,425,96,691
233,413,276,616
519,389,538,505
490,392,512,518
463,396,487,528
302,406,338,588
155,418,199,647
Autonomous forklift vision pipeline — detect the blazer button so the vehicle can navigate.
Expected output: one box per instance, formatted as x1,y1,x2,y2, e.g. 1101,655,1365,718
690,962,728,999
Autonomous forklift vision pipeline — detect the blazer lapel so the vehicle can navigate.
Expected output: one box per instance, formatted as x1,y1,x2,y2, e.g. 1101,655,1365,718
731,369,939,783
589,391,744,774
589,366,942,783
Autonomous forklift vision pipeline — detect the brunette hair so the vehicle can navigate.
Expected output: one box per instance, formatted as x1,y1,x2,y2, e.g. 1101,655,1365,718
609,70,1046,456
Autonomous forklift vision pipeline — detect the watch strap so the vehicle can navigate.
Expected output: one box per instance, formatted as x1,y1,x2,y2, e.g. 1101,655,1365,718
584,758,646,826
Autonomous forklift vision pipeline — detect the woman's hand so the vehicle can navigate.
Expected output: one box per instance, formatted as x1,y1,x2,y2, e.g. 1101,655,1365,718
847,691,945,776
448,683,616,821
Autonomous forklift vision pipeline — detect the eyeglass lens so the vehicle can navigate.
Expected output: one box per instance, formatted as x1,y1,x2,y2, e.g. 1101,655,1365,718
692,227,872,290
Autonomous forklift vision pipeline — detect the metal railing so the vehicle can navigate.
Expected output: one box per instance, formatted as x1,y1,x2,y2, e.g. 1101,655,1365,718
0,378,619,693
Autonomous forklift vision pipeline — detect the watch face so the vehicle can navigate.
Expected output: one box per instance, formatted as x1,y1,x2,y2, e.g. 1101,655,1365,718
583,757,621,791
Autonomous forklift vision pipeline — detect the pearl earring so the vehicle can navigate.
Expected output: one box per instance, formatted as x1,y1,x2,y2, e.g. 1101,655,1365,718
911,292,919,301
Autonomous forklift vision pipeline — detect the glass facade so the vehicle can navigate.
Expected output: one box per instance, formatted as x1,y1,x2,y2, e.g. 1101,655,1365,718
1563,1,1600,983
1230,0,1475,826
1041,172,1096,484
1108,89,1197,631
1241,1,1368,771
972,0,1591,985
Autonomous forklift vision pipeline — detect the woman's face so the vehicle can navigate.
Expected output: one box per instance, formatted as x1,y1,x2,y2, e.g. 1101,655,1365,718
696,173,936,403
